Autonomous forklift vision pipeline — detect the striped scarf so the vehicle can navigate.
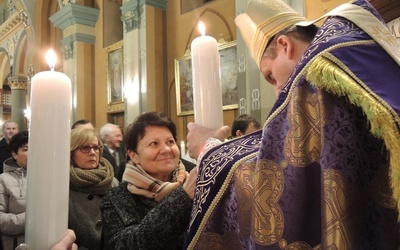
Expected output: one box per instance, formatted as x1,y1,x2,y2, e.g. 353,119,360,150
122,160,188,202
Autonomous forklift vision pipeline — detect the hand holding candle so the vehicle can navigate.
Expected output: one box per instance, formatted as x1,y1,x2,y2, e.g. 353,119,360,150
191,22,223,129
25,49,72,249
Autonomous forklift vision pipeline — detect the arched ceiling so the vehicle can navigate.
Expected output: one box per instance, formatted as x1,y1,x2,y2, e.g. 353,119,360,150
369,0,400,23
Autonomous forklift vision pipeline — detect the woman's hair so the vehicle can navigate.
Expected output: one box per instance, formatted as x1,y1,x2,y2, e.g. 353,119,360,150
9,131,29,154
70,128,103,158
124,112,177,153
263,24,319,59
231,114,261,137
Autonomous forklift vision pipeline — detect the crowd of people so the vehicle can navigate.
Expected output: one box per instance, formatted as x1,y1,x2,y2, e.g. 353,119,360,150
0,0,399,249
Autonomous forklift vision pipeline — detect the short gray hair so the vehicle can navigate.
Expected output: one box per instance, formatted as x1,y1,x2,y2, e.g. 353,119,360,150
99,123,119,141
2,120,18,132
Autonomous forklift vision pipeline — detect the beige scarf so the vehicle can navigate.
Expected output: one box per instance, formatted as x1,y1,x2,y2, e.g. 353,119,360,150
122,160,188,202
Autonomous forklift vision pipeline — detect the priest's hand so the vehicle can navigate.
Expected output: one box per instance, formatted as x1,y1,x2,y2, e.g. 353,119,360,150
186,122,230,159
183,167,198,199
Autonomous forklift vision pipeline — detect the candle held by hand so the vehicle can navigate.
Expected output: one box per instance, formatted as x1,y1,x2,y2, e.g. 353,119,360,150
180,141,186,158
191,22,223,129
25,49,72,249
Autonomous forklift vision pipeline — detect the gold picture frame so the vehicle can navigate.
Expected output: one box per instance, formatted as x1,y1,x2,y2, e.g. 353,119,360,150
106,41,124,104
175,40,238,116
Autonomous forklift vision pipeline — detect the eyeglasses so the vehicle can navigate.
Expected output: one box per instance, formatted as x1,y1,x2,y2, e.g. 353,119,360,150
78,145,102,153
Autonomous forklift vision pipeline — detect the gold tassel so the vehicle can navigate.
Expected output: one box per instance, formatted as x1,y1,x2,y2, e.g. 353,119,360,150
305,55,400,220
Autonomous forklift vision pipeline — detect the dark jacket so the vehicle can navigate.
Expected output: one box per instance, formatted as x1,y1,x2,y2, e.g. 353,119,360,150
0,138,11,174
69,190,104,250
102,143,127,179
100,183,192,249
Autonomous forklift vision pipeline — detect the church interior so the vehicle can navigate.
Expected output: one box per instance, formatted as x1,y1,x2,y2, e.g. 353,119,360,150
0,0,398,143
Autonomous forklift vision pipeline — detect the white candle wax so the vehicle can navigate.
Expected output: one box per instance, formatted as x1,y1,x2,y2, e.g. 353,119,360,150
191,23,223,129
25,67,71,248
180,141,185,158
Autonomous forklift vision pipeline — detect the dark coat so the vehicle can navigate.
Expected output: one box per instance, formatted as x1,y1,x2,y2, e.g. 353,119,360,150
0,138,11,174
102,142,127,179
69,190,104,250
100,183,192,249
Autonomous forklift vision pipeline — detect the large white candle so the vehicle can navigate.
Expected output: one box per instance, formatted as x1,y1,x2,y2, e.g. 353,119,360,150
180,141,186,158
25,49,72,249
191,22,223,128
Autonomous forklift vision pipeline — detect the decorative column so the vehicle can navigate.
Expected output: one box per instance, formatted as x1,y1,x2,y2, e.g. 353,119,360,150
8,75,27,130
49,4,99,123
0,89,4,123
121,0,167,125
235,0,262,120
235,0,304,120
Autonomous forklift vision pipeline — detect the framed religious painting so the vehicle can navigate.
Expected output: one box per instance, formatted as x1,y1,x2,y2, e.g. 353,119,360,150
106,41,124,104
175,40,238,116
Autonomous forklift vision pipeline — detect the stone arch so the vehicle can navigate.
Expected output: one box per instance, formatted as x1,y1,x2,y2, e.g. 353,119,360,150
31,0,63,71
0,49,10,87
185,8,235,54
13,31,28,76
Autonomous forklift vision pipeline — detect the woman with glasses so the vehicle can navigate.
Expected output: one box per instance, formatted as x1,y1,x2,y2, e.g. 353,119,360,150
69,128,117,249
100,112,197,249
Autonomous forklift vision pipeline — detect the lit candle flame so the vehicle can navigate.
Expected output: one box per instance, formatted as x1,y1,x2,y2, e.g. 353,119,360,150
46,49,57,71
198,21,205,36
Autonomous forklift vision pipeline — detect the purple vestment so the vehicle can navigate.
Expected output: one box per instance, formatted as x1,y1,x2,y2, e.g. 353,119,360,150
185,0,400,249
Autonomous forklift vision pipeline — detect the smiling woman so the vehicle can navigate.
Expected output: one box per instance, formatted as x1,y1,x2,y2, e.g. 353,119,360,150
68,128,118,249
100,111,198,249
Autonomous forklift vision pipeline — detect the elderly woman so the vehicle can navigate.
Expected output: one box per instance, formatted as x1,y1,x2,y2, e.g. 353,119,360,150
69,128,117,249
0,131,28,249
101,112,197,249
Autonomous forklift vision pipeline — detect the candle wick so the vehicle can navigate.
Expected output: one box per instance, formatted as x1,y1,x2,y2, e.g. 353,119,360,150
50,66,55,71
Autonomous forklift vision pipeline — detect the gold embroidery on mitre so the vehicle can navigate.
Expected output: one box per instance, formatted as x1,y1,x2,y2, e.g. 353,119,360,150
284,83,322,167
235,159,284,246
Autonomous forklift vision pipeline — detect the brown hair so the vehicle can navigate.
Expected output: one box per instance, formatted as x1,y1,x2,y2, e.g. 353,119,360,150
263,24,318,59
124,112,177,153
231,114,261,137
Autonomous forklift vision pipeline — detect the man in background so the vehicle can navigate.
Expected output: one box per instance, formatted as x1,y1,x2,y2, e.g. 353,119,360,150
0,120,19,173
230,114,261,138
100,123,126,179
71,119,94,130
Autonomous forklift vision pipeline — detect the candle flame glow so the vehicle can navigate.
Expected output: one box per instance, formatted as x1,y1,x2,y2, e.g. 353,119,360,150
46,49,57,71
198,22,205,36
